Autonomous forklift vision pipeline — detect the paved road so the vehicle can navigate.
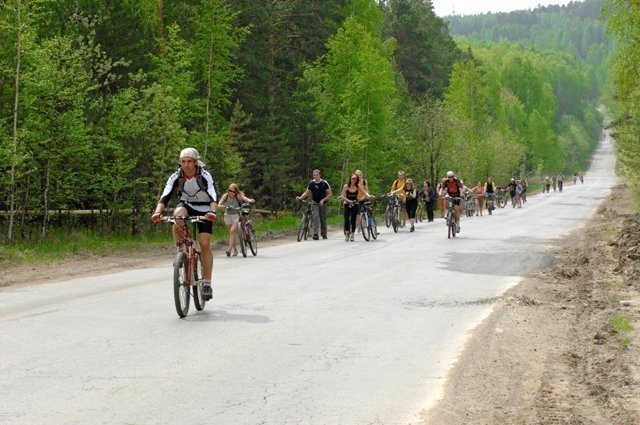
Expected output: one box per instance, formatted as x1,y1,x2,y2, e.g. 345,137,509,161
0,134,616,425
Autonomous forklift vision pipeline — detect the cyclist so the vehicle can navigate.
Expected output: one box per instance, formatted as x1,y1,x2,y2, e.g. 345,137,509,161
151,147,217,300
558,173,564,192
484,177,496,211
420,181,436,222
521,178,528,203
442,171,463,233
391,171,407,227
473,181,484,216
507,178,518,207
552,174,557,192
391,178,418,231
340,173,372,241
544,176,551,193
296,169,332,240
218,183,255,256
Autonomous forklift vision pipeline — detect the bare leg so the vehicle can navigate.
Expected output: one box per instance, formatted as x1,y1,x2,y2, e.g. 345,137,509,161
198,232,213,280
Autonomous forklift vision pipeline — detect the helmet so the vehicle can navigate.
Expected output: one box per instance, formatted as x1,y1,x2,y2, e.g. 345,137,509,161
180,147,200,160
446,171,454,177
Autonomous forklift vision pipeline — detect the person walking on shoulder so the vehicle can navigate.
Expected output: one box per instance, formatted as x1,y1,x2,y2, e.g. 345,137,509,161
340,173,371,241
218,184,255,256
420,181,436,222
151,148,217,300
473,181,485,216
296,169,332,240
392,178,418,231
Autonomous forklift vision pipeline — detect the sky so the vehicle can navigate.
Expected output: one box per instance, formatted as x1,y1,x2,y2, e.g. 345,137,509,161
431,0,577,17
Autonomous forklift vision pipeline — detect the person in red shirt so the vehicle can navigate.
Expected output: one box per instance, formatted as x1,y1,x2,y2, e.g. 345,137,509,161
441,171,464,232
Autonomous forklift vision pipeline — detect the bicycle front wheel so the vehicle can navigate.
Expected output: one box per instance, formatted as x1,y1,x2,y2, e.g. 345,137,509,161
173,251,190,318
247,224,258,256
193,252,206,311
297,215,309,242
392,206,400,233
360,212,370,241
384,204,392,228
370,214,378,240
237,221,247,257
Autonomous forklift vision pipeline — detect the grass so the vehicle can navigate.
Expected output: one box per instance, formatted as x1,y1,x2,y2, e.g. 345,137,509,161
0,211,349,269
610,313,634,347
612,280,630,289
610,314,634,333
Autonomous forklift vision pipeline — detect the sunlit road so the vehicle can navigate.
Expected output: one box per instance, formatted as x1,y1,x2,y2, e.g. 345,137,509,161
0,133,616,425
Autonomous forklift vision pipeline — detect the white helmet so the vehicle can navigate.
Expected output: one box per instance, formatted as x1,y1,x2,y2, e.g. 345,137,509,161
446,171,454,177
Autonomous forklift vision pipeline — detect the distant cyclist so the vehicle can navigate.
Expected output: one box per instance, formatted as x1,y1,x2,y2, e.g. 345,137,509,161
441,171,463,232
484,177,496,211
151,148,217,300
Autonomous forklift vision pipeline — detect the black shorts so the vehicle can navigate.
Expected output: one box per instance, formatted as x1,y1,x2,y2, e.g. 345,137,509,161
175,203,213,234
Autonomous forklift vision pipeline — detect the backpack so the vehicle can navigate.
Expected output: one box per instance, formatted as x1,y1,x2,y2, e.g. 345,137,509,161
176,165,208,195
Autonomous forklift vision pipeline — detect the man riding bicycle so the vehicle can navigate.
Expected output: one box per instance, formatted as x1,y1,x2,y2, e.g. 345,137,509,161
442,171,463,232
151,148,218,300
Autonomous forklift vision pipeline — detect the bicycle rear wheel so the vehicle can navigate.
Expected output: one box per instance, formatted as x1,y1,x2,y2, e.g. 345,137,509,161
247,224,258,256
297,215,309,242
193,252,206,311
173,251,190,318
237,221,247,257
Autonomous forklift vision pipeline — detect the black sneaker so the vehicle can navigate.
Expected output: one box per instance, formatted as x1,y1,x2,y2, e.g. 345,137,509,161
312,234,319,240
203,282,213,300
322,235,327,239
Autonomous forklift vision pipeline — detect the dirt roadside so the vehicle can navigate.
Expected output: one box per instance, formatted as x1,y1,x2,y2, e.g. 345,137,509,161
424,185,640,424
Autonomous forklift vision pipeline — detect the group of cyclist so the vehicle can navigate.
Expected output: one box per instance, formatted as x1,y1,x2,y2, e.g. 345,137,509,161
151,146,582,299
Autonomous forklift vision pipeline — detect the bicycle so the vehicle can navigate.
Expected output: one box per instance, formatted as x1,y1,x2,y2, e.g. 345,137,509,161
358,200,378,241
496,188,509,208
464,193,475,217
485,193,495,215
416,201,425,222
444,197,461,239
161,216,208,318
226,203,257,257
297,200,314,242
384,193,401,233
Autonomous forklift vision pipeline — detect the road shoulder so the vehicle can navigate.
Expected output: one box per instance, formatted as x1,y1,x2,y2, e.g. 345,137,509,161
423,186,640,424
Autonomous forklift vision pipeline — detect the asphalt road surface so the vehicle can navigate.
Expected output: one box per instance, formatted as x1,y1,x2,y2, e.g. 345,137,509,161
0,134,616,425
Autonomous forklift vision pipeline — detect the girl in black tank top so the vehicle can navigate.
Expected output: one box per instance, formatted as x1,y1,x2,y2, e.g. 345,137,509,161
341,174,361,241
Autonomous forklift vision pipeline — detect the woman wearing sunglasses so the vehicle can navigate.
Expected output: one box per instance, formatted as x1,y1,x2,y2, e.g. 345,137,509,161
218,183,255,256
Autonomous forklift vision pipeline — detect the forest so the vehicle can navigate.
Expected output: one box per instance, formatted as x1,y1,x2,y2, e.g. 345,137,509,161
0,0,611,242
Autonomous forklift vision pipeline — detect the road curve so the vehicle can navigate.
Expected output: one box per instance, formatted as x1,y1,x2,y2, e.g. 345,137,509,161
0,133,617,425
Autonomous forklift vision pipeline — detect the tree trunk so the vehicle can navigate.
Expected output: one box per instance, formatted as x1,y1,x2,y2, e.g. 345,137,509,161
204,1,217,161
8,0,23,241
42,161,50,239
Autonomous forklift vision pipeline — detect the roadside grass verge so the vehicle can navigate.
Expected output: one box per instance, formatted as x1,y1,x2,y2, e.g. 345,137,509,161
0,211,347,269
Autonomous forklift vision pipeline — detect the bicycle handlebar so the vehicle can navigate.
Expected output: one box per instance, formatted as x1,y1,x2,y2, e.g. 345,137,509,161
161,215,207,224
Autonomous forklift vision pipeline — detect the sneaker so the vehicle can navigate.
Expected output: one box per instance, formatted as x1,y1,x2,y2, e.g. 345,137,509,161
322,235,327,239
350,233,355,241
456,224,461,233
345,232,350,242
410,226,415,232
202,280,213,300
312,234,319,240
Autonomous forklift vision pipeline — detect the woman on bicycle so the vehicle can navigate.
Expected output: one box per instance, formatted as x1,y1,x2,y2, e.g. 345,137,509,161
392,178,418,232
218,183,255,256
340,174,371,241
